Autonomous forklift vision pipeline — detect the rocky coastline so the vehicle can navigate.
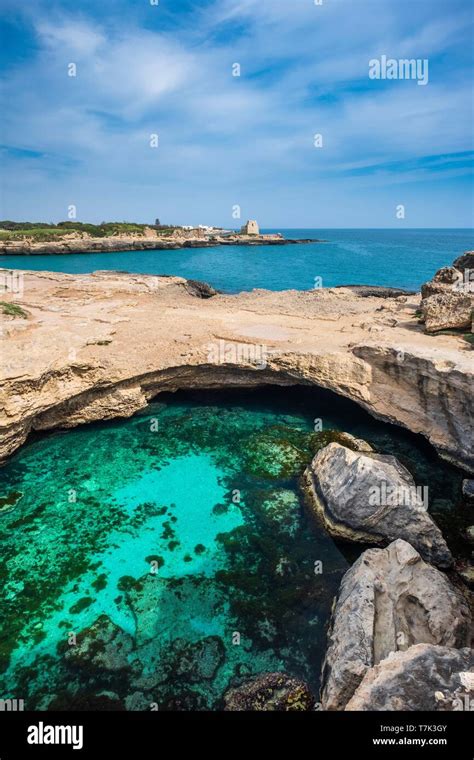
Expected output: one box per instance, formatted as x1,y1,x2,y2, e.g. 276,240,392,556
0,230,320,256
0,252,473,711
1,257,472,470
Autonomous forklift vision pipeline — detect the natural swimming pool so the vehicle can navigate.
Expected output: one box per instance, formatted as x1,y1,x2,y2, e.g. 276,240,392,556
0,387,468,710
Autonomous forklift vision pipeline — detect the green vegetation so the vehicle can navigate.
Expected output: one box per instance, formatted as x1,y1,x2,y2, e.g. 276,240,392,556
69,596,94,615
91,573,108,592
0,220,179,242
428,328,474,346
0,301,28,318
0,491,23,510
144,555,164,568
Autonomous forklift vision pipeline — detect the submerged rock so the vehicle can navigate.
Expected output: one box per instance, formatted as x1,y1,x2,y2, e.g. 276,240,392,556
256,489,301,536
311,430,373,454
346,644,474,711
321,540,470,711
421,292,472,333
462,479,474,504
63,614,134,672
124,691,151,711
224,672,315,711
244,433,307,479
303,443,452,567
0,490,23,514
170,636,225,682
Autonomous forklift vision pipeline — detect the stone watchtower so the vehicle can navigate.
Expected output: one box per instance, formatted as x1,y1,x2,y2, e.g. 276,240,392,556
240,220,259,235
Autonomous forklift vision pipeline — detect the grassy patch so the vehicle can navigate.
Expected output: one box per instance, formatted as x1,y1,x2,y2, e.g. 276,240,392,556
0,221,180,242
0,301,28,318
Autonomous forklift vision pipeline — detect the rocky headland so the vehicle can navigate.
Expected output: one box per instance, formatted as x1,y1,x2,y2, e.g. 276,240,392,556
0,227,320,256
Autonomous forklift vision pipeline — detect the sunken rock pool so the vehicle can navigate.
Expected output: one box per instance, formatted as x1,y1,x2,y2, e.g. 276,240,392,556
0,387,466,711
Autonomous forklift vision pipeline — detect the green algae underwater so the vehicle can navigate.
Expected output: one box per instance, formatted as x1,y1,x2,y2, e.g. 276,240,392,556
0,386,468,710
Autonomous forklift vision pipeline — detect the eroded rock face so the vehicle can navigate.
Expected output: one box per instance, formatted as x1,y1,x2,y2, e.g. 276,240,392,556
1,270,473,472
224,672,315,711
345,644,474,711
352,345,473,473
420,252,473,334
321,540,471,711
34,386,149,430
304,443,452,567
453,251,474,274
421,292,472,333
421,266,463,300
455,560,474,589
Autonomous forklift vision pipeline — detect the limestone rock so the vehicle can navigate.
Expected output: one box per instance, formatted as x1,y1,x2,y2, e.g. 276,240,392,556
304,443,452,567
421,292,472,333
183,279,217,298
1,270,473,473
453,251,474,274
346,644,474,711
312,430,373,453
321,540,471,711
224,672,315,711
455,560,474,589
421,266,463,299
34,385,148,430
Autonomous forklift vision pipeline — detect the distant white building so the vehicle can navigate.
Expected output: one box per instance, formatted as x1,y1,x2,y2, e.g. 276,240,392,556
240,220,259,235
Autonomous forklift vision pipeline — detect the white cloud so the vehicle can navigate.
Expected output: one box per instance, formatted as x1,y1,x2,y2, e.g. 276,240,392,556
1,0,472,225
36,19,106,56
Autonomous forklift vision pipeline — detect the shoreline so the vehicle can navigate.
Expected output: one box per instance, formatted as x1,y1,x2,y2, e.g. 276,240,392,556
0,233,322,256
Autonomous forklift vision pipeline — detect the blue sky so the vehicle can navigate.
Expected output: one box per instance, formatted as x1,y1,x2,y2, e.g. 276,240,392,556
0,0,473,227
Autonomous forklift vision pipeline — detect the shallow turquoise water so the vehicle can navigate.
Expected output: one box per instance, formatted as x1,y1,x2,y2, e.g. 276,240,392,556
2,229,472,293
0,387,468,710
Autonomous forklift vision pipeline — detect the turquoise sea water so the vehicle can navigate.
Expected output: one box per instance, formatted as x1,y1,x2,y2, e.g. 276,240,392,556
1,229,473,293
0,387,468,710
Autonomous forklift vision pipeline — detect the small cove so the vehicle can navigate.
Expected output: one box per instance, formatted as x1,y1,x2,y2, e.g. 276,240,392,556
0,386,468,710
